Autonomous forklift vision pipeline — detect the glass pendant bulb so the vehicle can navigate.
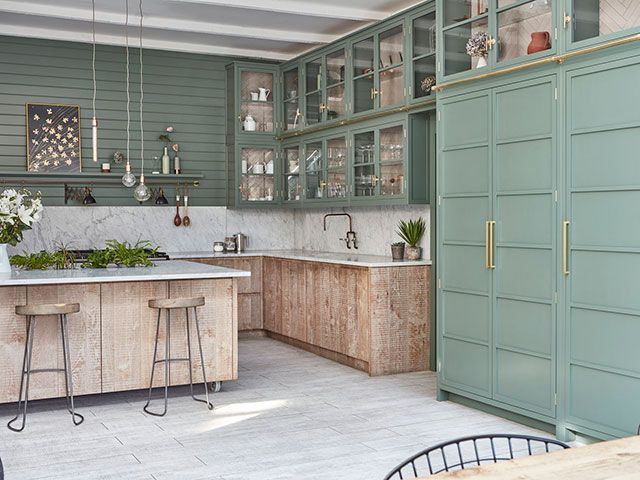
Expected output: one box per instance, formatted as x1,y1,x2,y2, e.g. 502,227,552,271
122,162,136,187
133,174,151,202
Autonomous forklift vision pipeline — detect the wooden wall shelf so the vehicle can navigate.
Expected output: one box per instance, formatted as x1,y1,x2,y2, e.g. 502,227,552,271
0,171,203,187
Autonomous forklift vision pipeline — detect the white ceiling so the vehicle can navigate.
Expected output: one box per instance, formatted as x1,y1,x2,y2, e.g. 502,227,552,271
0,0,424,61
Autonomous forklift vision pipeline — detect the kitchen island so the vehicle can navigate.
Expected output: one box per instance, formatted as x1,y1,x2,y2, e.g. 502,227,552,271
0,261,249,404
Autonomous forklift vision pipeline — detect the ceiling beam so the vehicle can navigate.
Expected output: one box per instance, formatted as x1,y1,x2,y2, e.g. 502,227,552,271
0,0,332,44
168,0,387,21
0,24,293,60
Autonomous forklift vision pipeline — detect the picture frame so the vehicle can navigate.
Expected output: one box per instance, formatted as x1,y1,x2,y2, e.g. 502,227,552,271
26,103,82,173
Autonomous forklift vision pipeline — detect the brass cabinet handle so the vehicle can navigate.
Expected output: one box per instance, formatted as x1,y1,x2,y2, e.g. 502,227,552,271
319,103,326,112
371,175,379,186
485,221,491,269
563,13,572,29
370,88,379,100
563,220,570,275
486,36,497,51
489,220,496,269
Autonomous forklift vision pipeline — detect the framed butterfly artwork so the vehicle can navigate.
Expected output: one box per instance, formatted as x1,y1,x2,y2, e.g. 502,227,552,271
26,103,82,172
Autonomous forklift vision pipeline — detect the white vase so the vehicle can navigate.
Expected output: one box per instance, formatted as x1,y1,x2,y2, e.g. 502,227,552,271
0,244,11,274
475,56,488,68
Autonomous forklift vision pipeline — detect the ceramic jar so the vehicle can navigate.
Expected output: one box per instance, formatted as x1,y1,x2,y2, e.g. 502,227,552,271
527,32,551,55
244,115,257,132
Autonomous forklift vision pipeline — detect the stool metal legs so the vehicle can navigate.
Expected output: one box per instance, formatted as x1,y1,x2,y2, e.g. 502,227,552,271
144,306,213,417
8,314,84,432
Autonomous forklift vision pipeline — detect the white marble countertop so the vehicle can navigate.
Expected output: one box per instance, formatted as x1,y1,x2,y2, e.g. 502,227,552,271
169,250,432,268
0,260,250,287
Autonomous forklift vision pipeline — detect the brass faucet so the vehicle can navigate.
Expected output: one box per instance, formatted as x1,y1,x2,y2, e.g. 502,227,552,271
323,213,358,250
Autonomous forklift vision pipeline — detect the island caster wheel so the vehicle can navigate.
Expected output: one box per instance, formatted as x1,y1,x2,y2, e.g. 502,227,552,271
210,381,222,393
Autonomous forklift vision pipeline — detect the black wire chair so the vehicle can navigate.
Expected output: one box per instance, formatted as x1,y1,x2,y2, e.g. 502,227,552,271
383,433,571,479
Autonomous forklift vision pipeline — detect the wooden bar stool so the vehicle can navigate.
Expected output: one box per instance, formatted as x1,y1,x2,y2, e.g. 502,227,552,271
8,303,84,432
144,296,213,416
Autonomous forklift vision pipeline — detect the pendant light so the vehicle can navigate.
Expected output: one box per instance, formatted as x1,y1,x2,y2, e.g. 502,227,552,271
133,0,151,202
121,0,136,187
91,0,98,163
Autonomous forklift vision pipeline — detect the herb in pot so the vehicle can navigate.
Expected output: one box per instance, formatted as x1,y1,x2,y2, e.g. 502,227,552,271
397,217,426,260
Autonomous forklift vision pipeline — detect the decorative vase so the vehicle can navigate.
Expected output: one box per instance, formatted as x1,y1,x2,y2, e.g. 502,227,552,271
391,243,405,261
0,244,11,274
527,31,551,55
475,56,488,68
161,147,171,175
406,246,422,261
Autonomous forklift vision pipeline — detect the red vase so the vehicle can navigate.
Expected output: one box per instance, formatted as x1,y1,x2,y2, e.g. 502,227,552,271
527,32,551,55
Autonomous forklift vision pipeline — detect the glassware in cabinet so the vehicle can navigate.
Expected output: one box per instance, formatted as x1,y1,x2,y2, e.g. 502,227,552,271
239,147,276,203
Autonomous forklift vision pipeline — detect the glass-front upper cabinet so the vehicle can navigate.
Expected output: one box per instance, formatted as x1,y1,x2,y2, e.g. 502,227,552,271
352,122,406,201
304,48,346,126
238,146,277,205
282,144,302,204
304,140,324,200
352,23,406,115
441,0,555,78
237,66,277,136
411,10,437,100
568,0,640,47
283,67,302,132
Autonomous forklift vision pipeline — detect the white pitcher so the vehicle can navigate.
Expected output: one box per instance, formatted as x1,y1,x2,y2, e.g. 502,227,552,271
258,88,271,102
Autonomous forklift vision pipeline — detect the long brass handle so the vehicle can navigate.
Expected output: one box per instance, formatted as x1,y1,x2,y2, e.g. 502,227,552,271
485,221,490,269
563,221,570,275
489,220,496,269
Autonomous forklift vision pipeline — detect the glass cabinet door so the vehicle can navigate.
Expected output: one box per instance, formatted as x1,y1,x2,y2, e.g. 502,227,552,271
378,25,405,108
353,130,376,197
283,145,301,202
497,0,553,63
283,67,301,131
379,125,405,197
325,49,346,121
353,36,375,114
443,15,489,76
239,147,276,203
239,69,274,134
305,58,323,126
326,136,348,200
305,141,324,200
412,11,437,99
570,0,640,45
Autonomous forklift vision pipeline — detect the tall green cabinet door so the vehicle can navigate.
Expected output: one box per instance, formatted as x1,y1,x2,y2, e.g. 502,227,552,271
492,77,557,417
437,91,493,398
564,56,640,439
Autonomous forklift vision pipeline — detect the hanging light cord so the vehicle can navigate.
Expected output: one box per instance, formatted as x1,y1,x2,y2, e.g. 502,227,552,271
92,0,97,120
125,0,130,165
139,0,145,177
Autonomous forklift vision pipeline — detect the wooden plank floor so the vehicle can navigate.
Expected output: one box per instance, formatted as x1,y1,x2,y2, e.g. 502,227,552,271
0,337,549,480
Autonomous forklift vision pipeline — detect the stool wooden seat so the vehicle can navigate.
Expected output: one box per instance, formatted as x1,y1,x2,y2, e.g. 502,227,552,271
144,296,213,416
16,303,80,316
148,297,205,310
8,303,84,432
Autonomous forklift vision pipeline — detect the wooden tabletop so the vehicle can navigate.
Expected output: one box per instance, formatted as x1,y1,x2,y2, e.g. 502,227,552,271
427,436,640,479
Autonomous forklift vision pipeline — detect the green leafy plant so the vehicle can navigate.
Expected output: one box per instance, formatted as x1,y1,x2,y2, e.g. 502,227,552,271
397,217,426,247
10,246,75,270
82,240,158,269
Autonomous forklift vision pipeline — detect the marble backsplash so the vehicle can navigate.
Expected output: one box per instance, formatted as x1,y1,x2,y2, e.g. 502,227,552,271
9,206,295,255
293,205,430,258
10,205,431,259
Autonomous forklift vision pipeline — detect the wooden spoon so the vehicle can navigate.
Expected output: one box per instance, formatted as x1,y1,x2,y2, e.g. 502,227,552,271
182,187,191,227
174,186,182,227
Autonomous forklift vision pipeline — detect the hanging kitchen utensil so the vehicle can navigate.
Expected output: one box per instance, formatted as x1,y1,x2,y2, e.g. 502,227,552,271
182,186,191,227
174,186,182,226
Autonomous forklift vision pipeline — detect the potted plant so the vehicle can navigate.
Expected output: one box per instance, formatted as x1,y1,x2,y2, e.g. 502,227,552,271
397,217,426,260
390,242,405,261
0,189,43,274
466,31,489,68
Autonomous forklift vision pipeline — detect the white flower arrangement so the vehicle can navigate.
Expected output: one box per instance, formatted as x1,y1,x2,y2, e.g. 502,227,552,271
466,32,489,58
0,189,43,246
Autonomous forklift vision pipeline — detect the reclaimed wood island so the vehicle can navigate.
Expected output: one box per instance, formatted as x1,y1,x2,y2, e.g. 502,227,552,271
0,261,249,403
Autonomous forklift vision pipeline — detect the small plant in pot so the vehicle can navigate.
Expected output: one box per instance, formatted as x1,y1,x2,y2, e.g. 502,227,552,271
397,217,426,260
